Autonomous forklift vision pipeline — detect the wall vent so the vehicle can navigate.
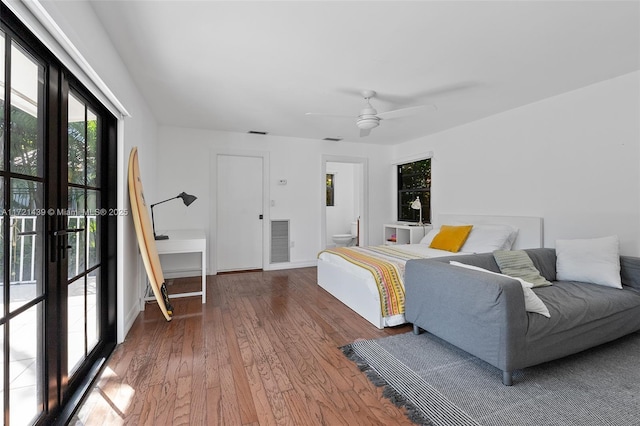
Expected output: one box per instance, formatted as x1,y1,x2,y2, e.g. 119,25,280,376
248,130,268,135
270,220,290,263
323,137,342,142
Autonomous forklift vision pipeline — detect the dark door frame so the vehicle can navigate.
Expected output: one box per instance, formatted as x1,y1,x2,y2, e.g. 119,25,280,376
0,4,118,424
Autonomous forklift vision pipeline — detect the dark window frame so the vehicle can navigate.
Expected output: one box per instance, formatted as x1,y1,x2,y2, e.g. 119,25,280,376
397,158,431,223
326,173,334,207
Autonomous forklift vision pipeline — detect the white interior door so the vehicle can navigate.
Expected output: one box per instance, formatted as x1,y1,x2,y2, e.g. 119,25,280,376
217,155,263,271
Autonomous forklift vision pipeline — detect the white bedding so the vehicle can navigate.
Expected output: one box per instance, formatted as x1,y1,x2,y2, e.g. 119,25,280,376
318,244,469,326
318,244,468,281
317,214,544,329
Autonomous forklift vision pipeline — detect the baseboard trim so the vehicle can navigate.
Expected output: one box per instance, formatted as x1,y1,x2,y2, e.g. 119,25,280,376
264,260,317,271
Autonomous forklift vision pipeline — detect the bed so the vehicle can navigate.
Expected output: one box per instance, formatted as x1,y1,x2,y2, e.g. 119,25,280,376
317,214,543,329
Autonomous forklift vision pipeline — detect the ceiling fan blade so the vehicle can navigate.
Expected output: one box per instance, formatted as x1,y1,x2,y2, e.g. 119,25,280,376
359,128,371,137
305,112,354,119
377,104,437,120
338,82,481,106
411,81,482,99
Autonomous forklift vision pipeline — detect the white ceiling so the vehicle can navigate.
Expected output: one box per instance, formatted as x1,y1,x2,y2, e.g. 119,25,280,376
90,1,639,145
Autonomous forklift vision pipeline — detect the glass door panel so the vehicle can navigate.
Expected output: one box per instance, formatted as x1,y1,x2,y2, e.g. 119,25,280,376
67,94,85,185
86,268,99,355
9,42,43,178
86,109,98,187
8,179,43,311
8,304,42,426
67,277,84,374
86,190,99,269
67,187,85,280
0,32,4,170
0,325,3,422
1,34,46,425
66,92,102,381
0,178,3,317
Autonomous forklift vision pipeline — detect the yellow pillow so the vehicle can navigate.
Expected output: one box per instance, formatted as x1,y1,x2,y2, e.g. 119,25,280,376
429,225,474,252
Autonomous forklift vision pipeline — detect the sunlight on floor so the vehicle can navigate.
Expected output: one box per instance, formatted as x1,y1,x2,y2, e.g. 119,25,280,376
72,367,134,426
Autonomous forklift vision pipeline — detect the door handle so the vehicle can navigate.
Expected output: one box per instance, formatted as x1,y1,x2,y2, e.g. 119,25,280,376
51,228,85,262
53,228,85,236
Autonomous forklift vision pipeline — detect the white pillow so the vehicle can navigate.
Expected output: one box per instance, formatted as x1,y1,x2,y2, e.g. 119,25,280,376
555,235,621,289
459,224,519,253
449,260,550,317
420,228,440,245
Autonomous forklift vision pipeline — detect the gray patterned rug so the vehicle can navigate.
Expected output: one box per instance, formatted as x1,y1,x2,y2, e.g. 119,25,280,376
341,331,640,426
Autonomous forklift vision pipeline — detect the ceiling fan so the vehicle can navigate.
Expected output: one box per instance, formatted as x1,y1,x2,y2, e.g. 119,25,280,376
305,90,437,137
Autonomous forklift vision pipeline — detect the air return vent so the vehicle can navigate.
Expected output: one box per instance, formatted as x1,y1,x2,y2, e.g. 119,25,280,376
270,220,290,263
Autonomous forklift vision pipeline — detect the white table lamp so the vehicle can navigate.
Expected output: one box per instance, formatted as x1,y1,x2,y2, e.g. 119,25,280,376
410,196,422,225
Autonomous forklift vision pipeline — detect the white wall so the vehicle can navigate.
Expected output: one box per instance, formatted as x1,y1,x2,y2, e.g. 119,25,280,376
155,127,393,273
39,1,159,341
393,71,640,255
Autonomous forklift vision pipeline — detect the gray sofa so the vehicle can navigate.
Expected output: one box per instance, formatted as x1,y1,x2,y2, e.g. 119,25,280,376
405,248,640,385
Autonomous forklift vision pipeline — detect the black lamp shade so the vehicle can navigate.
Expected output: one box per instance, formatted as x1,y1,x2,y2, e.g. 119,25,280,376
178,192,197,206
151,191,198,240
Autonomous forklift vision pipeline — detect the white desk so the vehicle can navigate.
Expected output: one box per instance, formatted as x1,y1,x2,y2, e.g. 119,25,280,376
155,229,207,303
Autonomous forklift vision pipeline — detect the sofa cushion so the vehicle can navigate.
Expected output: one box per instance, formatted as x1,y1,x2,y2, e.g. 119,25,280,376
556,236,621,289
527,281,640,339
523,281,640,368
494,250,552,288
621,256,640,291
523,248,557,282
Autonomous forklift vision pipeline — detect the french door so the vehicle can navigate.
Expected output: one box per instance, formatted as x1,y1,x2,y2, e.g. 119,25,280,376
0,5,117,425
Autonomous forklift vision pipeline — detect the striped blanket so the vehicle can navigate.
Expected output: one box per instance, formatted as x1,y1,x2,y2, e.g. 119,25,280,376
320,245,426,318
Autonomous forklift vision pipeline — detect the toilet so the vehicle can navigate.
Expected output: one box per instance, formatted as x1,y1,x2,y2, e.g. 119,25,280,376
332,221,358,247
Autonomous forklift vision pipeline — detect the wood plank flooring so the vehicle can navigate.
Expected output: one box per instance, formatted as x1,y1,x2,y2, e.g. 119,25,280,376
71,267,414,425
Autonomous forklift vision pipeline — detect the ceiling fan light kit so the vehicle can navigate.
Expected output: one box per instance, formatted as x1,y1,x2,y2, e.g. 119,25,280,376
357,93,380,130
356,116,380,130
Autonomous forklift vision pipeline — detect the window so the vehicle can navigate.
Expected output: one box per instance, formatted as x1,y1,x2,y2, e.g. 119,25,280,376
326,173,334,206
397,158,431,223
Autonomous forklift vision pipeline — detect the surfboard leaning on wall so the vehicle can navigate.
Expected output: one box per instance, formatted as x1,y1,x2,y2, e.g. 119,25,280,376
128,147,173,321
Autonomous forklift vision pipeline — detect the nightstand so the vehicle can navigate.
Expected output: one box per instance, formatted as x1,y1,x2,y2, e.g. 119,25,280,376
383,223,432,245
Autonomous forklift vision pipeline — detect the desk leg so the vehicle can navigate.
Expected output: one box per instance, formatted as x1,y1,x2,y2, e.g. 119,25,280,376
201,249,207,304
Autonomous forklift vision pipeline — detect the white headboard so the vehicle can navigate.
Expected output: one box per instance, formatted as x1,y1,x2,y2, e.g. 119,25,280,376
435,214,544,249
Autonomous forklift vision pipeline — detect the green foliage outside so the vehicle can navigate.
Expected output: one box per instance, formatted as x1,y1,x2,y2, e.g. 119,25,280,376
0,94,100,284
398,158,431,223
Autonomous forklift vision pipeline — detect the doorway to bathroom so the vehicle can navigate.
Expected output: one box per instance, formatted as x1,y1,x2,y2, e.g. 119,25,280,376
321,155,368,250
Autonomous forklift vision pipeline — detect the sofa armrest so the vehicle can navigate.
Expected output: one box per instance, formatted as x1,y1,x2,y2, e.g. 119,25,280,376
621,256,640,291
404,259,528,373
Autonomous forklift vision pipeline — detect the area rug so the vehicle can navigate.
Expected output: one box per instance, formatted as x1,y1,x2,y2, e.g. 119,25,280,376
341,331,640,426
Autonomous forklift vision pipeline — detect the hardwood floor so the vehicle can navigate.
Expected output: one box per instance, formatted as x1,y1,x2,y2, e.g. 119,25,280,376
71,267,414,425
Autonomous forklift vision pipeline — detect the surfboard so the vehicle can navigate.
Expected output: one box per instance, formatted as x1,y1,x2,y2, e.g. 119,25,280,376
128,147,173,321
